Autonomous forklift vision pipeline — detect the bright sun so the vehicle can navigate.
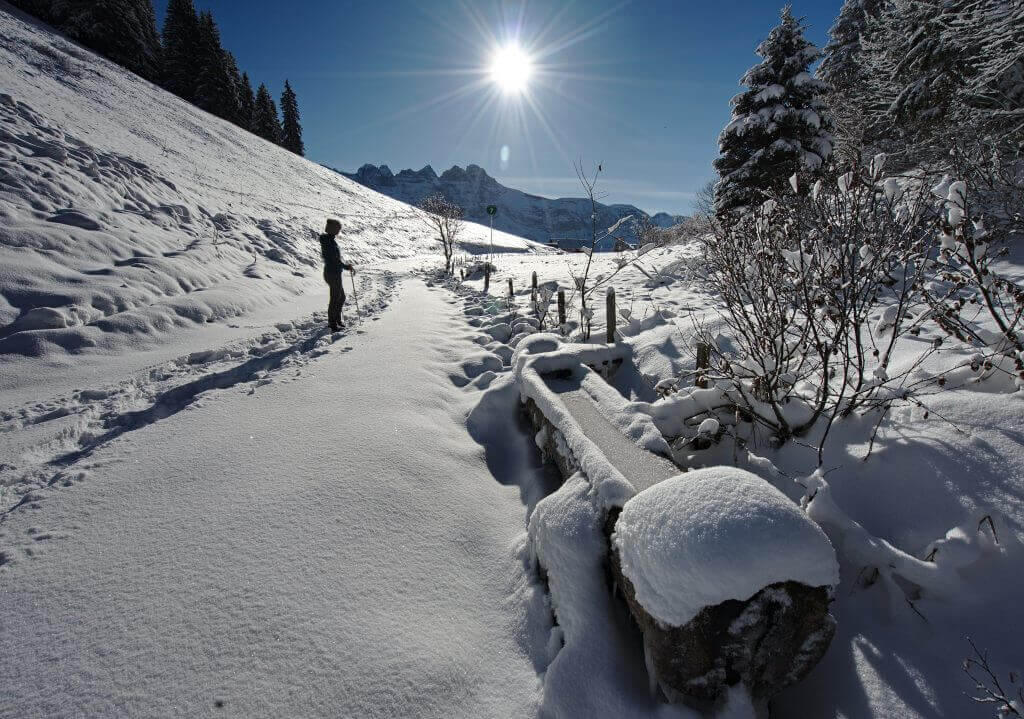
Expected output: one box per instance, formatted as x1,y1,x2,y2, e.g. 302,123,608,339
489,44,533,94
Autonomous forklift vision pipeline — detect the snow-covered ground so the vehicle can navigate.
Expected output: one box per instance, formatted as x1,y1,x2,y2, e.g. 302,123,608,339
0,3,546,406
3,4,1024,719
450,239,1024,718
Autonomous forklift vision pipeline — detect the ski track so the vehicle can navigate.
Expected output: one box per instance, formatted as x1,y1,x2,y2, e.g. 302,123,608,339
0,270,396,517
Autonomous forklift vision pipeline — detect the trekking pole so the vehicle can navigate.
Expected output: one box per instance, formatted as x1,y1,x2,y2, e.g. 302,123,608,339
350,269,360,314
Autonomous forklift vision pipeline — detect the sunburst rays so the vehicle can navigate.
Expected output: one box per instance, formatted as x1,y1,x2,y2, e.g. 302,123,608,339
342,0,633,181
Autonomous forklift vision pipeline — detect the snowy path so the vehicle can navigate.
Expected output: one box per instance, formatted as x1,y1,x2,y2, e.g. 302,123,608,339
0,278,544,718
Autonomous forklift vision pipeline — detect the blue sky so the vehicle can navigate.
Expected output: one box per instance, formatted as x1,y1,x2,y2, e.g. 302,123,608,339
155,1,842,214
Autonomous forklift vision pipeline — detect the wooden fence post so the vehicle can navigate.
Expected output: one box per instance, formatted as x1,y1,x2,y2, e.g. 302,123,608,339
484,264,491,294
557,289,566,326
531,271,538,303
508,278,514,298
695,342,710,388
606,287,616,344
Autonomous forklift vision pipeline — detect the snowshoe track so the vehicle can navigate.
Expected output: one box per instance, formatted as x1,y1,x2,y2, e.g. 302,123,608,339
0,271,395,516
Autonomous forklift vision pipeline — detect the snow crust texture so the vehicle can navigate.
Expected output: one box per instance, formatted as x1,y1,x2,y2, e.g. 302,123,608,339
613,467,839,627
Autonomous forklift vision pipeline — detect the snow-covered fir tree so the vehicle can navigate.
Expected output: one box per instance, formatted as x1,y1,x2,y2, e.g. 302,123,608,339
253,83,282,144
713,6,832,216
161,0,200,103
279,80,304,156
817,0,883,161
5,0,54,23
193,11,240,123
47,0,161,82
822,0,1023,165
858,0,971,161
954,0,1024,116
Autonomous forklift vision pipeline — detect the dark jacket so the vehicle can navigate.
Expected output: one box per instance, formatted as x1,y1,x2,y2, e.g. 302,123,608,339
319,234,353,273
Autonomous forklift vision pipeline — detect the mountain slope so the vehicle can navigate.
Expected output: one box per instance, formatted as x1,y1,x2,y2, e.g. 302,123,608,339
341,163,685,248
0,4,542,364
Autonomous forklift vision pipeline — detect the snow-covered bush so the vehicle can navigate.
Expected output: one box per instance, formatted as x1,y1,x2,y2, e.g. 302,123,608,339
696,158,944,459
964,638,1024,718
679,150,1024,465
562,161,658,341
920,173,1024,390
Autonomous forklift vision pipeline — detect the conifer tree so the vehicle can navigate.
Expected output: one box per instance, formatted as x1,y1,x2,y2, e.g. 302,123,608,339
193,11,239,122
238,72,257,133
48,0,161,82
817,0,882,161
858,0,971,160
279,80,305,156
223,53,247,128
161,0,200,102
6,0,55,23
821,0,1022,163
713,6,832,216
253,83,282,144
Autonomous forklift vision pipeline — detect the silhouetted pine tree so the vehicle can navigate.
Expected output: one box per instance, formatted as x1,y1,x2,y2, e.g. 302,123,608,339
714,6,832,216
46,0,161,82
238,72,257,133
254,83,282,144
5,0,55,23
193,11,240,122
161,0,200,102
279,80,304,155
223,52,247,128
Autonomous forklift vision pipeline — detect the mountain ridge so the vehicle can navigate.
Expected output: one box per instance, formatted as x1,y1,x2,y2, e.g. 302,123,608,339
336,163,687,248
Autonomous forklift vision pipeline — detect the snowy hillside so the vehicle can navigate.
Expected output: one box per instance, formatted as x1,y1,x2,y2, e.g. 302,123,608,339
341,162,682,248
0,4,542,371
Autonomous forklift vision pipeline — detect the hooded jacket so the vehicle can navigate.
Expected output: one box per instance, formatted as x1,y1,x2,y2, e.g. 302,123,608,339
319,234,353,273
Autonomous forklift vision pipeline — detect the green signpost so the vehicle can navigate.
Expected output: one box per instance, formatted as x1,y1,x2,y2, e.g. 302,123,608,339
485,205,497,264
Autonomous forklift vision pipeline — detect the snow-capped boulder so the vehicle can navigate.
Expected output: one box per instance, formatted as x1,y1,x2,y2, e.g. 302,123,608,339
610,467,839,707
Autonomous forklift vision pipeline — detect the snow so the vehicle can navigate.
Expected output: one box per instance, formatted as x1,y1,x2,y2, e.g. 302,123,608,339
612,467,839,627
4,3,1024,717
0,5,541,396
1,278,554,717
525,473,696,719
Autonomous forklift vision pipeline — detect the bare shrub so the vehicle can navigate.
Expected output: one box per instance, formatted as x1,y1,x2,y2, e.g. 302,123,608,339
419,193,463,275
694,159,945,463
964,638,1023,717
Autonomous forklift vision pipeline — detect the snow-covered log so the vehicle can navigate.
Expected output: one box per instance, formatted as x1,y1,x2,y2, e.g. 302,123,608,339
609,467,839,708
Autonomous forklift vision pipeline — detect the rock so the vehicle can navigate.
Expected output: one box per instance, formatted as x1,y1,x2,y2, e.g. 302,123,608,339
607,508,836,710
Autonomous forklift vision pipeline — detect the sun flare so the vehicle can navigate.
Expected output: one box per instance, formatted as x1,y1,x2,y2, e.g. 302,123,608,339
489,44,533,94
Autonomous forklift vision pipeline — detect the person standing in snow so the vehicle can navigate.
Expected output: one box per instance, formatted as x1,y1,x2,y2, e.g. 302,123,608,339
319,218,355,332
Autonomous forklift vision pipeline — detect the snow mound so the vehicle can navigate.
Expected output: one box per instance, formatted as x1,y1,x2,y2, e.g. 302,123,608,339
613,467,838,627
